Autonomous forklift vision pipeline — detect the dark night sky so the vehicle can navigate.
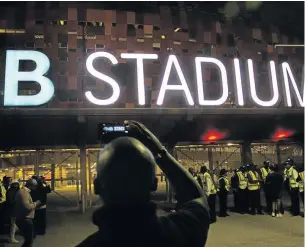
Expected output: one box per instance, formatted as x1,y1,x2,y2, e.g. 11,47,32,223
0,1,303,41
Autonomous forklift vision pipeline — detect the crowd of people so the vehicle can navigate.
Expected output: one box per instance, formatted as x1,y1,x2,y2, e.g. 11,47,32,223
0,120,304,246
188,158,304,223
0,175,51,246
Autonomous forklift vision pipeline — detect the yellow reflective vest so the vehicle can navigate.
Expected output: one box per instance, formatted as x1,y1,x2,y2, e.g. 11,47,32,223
202,172,217,195
260,167,269,182
299,171,304,193
218,177,230,192
236,171,247,190
287,166,299,189
247,171,260,191
0,184,6,203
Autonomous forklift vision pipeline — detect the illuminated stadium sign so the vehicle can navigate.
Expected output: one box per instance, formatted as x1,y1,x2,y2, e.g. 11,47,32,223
3,50,304,107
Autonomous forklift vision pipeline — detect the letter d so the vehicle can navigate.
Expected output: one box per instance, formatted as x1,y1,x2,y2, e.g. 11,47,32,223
4,50,54,106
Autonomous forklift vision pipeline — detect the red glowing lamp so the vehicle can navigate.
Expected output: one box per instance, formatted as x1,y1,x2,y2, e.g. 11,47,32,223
201,129,228,141
272,128,294,140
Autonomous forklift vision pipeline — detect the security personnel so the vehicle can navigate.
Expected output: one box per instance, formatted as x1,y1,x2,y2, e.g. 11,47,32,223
231,169,239,212
284,161,291,196
298,166,304,205
284,159,300,216
247,164,263,215
260,161,271,213
200,166,217,223
218,169,230,217
188,168,203,189
236,166,248,214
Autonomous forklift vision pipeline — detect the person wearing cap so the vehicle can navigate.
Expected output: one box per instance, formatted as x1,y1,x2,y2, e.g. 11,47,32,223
77,121,210,247
15,179,41,247
6,180,20,243
236,166,248,214
284,159,300,216
217,169,230,217
247,164,263,215
260,161,271,212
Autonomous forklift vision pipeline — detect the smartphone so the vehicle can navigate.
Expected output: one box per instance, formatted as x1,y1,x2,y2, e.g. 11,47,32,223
99,123,128,143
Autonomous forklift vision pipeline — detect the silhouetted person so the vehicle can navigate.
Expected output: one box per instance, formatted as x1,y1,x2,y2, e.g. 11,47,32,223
6,180,20,243
15,179,41,247
77,121,210,247
31,176,51,235
218,169,230,217
236,166,248,214
188,168,203,189
3,176,12,191
265,164,284,217
231,169,239,212
260,161,271,213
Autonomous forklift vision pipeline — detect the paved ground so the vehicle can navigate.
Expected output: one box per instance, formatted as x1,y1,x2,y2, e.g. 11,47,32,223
0,189,303,247
1,208,303,247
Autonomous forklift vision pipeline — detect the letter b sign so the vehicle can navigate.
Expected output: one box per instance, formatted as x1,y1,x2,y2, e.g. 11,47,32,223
4,50,54,106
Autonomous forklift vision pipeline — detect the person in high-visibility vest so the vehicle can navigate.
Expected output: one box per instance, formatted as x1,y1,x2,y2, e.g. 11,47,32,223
188,168,203,189
247,164,263,215
218,169,230,217
298,166,304,206
200,166,217,223
0,179,7,235
260,161,271,213
236,166,248,214
284,159,300,216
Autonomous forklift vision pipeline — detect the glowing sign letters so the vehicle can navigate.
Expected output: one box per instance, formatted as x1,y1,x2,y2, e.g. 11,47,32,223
282,62,305,107
120,53,158,105
2,50,304,108
247,59,279,107
157,55,194,106
4,50,54,106
85,52,120,105
195,57,229,106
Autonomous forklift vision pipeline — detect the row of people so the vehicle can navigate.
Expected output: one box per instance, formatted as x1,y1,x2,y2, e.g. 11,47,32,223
0,175,51,245
188,159,304,222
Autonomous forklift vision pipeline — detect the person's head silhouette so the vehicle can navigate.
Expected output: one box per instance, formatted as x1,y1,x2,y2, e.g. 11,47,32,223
94,136,157,205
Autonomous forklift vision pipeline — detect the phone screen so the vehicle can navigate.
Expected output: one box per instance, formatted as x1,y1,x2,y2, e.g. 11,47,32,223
99,123,128,143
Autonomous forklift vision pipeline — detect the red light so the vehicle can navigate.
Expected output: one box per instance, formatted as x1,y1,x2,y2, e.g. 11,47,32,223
272,128,294,140
208,135,217,140
201,129,228,142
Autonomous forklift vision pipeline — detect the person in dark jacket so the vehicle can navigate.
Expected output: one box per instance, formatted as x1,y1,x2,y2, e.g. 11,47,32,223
218,169,230,217
77,121,210,247
265,164,284,217
230,169,239,212
30,176,51,235
6,180,20,244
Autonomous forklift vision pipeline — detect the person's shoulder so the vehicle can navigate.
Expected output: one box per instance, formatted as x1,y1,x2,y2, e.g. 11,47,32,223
158,198,210,246
76,232,101,247
160,197,209,228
